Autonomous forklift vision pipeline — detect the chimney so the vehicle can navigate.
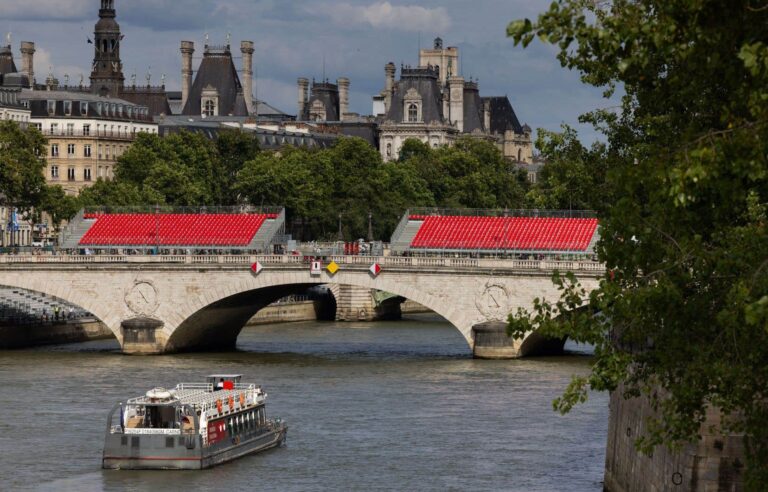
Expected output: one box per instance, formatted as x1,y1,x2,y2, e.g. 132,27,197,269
384,62,395,113
337,77,349,121
449,76,464,132
180,41,195,110
20,41,35,88
240,41,255,115
483,99,491,133
297,77,309,120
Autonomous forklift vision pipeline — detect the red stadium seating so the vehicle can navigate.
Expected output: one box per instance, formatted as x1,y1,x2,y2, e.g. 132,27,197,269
78,213,275,247
409,216,598,252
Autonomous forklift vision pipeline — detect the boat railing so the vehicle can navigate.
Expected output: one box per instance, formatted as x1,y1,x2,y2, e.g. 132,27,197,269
176,383,214,391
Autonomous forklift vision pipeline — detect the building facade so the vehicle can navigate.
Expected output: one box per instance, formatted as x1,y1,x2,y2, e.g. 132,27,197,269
21,91,157,195
0,87,30,124
374,38,533,164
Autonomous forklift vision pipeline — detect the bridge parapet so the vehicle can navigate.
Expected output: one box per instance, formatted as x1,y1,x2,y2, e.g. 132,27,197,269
0,254,606,274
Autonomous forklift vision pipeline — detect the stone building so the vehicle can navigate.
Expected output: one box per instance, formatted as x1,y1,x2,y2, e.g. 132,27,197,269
295,76,379,148
374,38,533,164
0,87,30,125
21,90,157,195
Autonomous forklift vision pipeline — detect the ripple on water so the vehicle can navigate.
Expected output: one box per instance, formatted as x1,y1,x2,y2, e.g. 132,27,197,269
0,316,608,492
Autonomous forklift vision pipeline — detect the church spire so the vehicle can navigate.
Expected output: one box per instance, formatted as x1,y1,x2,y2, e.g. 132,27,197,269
90,0,124,97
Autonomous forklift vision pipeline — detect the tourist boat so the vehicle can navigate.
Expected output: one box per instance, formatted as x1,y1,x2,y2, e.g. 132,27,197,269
102,374,287,470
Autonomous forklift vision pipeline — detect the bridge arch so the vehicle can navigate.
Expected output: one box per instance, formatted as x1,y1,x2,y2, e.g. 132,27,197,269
0,281,119,343
165,274,472,353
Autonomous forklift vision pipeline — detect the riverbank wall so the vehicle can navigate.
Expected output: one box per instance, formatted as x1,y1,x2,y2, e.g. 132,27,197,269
247,300,319,325
0,319,112,349
604,388,745,491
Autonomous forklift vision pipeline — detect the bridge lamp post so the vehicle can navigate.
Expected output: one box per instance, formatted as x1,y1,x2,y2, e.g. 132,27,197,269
367,211,373,243
337,213,343,243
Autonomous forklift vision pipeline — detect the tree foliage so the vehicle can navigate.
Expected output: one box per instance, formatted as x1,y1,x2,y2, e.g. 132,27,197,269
507,0,768,484
0,121,47,210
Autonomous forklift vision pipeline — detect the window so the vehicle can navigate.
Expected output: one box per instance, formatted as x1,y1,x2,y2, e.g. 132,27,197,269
50,123,58,134
83,124,90,136
67,144,76,157
98,145,103,160
67,167,75,181
84,168,92,181
47,100,56,115
32,123,41,131
84,145,92,158
64,101,72,115
81,102,88,115
203,100,215,117
105,146,110,160
407,103,418,122
51,144,59,158
386,143,392,158
66,123,74,136
50,165,59,179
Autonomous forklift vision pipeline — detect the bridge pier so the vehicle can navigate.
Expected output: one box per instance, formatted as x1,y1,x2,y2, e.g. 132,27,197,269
472,321,566,359
121,317,166,355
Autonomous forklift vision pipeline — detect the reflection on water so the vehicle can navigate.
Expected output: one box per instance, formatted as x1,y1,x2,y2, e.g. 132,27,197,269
1,314,607,491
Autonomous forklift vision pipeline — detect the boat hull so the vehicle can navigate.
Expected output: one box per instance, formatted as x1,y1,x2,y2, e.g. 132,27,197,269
102,425,287,470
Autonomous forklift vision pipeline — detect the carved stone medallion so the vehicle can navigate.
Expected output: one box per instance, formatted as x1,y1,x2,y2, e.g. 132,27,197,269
475,282,510,321
125,280,159,316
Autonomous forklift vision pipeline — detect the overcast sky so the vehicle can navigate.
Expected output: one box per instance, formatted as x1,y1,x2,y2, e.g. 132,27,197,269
1,0,609,143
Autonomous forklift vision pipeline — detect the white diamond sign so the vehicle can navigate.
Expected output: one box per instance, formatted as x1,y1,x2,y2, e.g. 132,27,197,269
369,263,381,276
250,261,263,275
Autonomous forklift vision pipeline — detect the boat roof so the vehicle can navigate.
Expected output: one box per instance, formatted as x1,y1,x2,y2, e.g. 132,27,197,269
126,382,265,412
207,374,242,378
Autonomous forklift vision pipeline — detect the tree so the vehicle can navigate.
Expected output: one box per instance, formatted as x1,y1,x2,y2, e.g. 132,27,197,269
526,125,609,211
0,121,47,211
38,185,80,231
507,0,768,484
216,129,260,205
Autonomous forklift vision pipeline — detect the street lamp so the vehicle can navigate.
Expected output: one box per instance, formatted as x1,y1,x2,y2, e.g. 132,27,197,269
367,211,373,242
337,213,343,242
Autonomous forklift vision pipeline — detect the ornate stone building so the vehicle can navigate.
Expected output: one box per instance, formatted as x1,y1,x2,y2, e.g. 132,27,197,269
374,38,533,164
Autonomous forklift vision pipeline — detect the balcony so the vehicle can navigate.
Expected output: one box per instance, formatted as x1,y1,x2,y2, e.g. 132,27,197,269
40,130,140,141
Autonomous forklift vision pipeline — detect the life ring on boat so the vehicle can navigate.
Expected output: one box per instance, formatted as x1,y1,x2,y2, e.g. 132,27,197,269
228,396,234,411
216,399,223,413
239,393,245,407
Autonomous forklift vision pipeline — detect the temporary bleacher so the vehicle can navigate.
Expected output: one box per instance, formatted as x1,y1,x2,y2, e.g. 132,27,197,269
67,207,285,250
391,210,599,255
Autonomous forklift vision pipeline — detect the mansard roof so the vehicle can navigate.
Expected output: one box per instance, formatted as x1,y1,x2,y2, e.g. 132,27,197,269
120,87,171,116
385,66,444,124
182,46,247,117
462,82,484,133
481,96,524,135
0,46,18,75
306,81,340,121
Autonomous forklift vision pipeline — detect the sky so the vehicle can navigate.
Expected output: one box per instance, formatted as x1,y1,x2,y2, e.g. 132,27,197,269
1,0,610,144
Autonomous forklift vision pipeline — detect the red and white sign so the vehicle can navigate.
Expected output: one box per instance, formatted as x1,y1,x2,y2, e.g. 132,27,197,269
310,261,322,276
369,263,381,276
250,261,263,275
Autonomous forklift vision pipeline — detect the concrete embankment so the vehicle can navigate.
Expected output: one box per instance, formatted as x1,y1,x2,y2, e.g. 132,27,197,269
0,319,113,349
604,387,744,491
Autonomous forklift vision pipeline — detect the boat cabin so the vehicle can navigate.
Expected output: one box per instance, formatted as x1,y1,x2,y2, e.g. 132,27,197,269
208,374,242,390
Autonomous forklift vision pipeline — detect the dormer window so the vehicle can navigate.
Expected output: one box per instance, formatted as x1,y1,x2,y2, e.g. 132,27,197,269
47,100,56,115
201,84,219,118
203,100,215,117
403,88,423,123
407,104,418,122
64,101,72,115
81,102,88,115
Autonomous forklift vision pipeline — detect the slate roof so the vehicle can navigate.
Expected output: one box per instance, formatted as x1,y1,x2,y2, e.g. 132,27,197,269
481,96,524,135
307,82,339,121
0,46,18,75
462,82,484,133
120,87,171,116
385,67,444,124
182,47,247,117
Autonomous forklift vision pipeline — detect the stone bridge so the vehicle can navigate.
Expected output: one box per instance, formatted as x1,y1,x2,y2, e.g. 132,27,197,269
0,255,604,356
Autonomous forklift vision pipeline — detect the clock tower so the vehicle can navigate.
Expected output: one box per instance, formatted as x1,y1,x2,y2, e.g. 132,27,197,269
90,0,124,97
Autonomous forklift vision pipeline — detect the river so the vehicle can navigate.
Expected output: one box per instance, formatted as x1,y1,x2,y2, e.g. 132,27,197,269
0,314,608,491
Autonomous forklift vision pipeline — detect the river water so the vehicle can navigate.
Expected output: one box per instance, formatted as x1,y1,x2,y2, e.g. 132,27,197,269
0,314,608,491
